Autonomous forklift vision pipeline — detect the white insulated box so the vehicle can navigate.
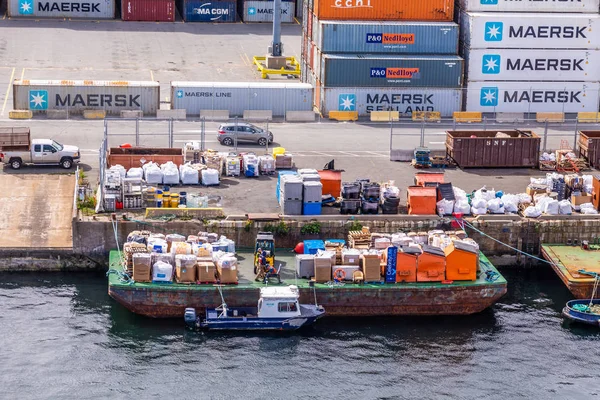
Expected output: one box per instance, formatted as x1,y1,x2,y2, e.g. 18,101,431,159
465,49,600,81
458,12,600,49
456,0,599,13
465,81,600,113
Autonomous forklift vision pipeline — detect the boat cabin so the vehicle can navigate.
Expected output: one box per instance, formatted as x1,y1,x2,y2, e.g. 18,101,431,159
257,286,302,319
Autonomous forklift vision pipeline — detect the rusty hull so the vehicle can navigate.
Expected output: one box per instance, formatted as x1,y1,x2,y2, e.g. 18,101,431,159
108,284,507,318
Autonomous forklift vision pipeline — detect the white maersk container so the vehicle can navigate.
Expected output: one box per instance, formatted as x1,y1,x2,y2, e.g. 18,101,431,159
456,0,599,13
465,49,600,81
465,81,600,113
317,88,462,117
458,12,600,49
171,82,313,117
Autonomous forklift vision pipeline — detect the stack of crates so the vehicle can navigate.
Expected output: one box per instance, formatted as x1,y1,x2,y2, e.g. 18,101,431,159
303,181,323,215
413,147,432,168
361,182,380,214
340,182,360,214
279,175,303,215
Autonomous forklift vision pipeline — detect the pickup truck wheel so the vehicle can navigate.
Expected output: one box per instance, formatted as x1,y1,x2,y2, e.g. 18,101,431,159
10,159,22,170
60,158,73,169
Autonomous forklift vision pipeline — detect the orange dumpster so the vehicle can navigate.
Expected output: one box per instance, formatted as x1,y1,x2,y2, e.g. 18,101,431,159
318,170,342,198
407,186,437,215
417,245,446,282
414,172,444,187
396,246,420,283
444,241,478,281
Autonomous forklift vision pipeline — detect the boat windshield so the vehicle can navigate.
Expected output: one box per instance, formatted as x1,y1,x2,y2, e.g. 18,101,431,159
52,140,64,151
278,301,298,313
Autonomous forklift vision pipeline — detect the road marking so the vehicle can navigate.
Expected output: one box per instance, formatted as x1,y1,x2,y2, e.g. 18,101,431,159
177,130,216,133
239,54,249,67
294,17,300,25
339,151,360,157
173,139,219,143
19,68,25,80
150,70,154,81
429,141,445,145
1,67,15,117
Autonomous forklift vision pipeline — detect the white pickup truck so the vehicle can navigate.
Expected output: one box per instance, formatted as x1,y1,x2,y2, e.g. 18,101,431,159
0,127,80,170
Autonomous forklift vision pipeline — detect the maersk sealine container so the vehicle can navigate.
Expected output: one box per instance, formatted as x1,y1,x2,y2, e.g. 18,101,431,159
13,80,159,115
312,21,459,54
318,54,464,88
8,0,115,18
170,82,313,117
458,12,600,49
456,0,599,13
317,87,462,117
465,49,600,82
239,0,295,22
465,81,600,113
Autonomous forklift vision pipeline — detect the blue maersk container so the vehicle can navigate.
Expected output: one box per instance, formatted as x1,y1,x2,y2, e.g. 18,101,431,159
179,0,238,22
314,21,459,54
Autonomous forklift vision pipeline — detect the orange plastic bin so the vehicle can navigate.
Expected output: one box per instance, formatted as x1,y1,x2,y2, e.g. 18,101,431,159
407,186,437,215
414,172,444,187
444,241,478,281
396,247,420,283
318,170,342,198
417,245,446,282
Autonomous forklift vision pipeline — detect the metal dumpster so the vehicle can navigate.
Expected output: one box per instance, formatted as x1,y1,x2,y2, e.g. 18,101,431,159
578,131,600,168
446,130,540,168
107,147,184,169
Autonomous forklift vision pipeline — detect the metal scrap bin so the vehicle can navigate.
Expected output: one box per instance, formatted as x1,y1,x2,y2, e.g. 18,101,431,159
578,131,600,168
446,130,540,168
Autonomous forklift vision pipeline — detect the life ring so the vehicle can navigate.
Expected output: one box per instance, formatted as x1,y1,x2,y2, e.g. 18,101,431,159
333,268,346,281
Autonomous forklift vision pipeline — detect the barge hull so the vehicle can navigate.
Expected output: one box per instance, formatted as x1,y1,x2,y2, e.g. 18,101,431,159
541,245,600,299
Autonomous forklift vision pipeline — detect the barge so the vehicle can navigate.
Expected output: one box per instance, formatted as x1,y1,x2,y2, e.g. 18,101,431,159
108,250,507,318
541,244,600,299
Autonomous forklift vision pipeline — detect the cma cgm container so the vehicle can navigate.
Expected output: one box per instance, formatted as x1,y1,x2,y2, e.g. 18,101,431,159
318,54,463,88
456,0,599,13
121,0,175,21
178,0,237,22
465,49,600,82
13,80,160,115
309,0,454,21
239,0,295,22
171,82,313,117
317,87,462,117
312,21,459,54
465,81,600,113
457,12,600,49
8,0,115,18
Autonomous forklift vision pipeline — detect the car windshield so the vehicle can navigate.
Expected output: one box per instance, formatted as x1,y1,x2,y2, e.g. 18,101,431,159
52,140,64,151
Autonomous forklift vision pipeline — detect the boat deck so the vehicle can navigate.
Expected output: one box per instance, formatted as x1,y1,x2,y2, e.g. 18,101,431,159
108,250,506,291
541,244,600,299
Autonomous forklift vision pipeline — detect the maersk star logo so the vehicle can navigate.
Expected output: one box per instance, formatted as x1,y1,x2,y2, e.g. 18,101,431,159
29,90,48,110
176,90,184,98
19,0,34,14
484,22,503,42
338,94,356,111
482,54,501,74
248,7,256,15
480,0,498,4
480,87,499,107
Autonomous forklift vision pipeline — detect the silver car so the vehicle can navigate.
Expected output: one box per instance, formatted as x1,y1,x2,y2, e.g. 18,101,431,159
217,122,274,146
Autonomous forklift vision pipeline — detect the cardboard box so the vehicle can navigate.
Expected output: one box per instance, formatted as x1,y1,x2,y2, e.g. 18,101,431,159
315,264,331,283
176,264,196,283
197,262,217,283
526,185,547,197
360,254,381,282
571,194,593,206
218,266,238,284
315,256,333,268
133,253,152,283
342,252,360,266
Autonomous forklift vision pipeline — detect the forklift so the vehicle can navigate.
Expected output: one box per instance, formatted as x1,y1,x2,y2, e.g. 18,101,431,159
254,232,281,283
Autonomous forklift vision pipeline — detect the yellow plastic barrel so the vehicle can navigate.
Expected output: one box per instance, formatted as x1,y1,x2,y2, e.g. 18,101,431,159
272,147,285,158
162,190,170,207
170,193,180,208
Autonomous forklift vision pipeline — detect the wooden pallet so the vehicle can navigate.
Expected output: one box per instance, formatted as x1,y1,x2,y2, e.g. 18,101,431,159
348,230,372,249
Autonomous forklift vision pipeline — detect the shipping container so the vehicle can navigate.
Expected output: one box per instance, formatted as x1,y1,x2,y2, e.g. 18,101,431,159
121,0,174,21
13,80,160,115
309,0,453,21
318,54,463,88
446,130,540,168
239,0,295,22
317,87,462,117
464,49,600,82
457,11,600,49
465,81,600,113
456,0,599,13
296,0,302,19
7,0,115,18
578,131,600,168
178,0,237,22
170,82,313,117
312,21,458,54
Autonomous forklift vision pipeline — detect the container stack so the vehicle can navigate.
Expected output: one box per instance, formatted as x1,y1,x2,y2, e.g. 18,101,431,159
177,0,238,22
301,0,463,118
121,0,176,21
299,168,323,215
237,0,295,22
457,0,600,114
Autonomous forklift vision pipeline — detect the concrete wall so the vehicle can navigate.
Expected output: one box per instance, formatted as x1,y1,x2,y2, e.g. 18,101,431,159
72,215,600,266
